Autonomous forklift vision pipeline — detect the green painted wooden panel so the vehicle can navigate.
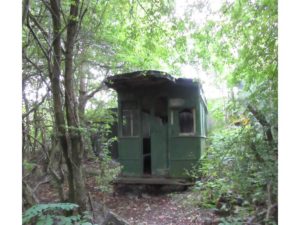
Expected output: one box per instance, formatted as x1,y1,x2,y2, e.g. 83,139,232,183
169,160,197,177
169,137,200,160
200,138,206,155
118,138,140,159
118,137,141,176
151,124,168,176
168,137,201,178
119,160,142,176
199,103,207,137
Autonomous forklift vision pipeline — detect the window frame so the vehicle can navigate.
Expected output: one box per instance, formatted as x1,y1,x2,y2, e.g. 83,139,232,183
121,102,139,137
178,108,196,136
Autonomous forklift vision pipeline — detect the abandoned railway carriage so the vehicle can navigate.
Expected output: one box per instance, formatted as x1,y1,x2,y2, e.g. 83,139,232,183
105,70,208,183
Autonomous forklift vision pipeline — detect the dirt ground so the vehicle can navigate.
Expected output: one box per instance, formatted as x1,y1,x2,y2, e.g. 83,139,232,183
34,176,219,225
90,177,220,225
32,161,219,225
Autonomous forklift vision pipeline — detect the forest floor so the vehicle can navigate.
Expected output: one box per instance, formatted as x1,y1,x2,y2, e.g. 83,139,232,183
87,178,220,225
33,160,220,225
37,179,219,225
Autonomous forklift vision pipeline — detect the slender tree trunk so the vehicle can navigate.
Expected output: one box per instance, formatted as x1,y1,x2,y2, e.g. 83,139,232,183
22,122,26,163
64,0,87,210
247,104,275,147
22,0,30,26
22,81,29,161
78,68,90,159
32,109,38,153
78,64,88,121
49,0,75,202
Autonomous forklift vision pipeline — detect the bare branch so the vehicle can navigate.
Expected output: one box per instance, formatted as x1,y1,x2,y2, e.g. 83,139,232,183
33,176,51,193
85,83,105,100
26,18,50,62
22,92,49,119
28,10,50,46
25,133,50,160
23,180,40,206
23,54,52,91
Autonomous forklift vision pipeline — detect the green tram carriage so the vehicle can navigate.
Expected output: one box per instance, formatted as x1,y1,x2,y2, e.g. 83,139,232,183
104,70,208,185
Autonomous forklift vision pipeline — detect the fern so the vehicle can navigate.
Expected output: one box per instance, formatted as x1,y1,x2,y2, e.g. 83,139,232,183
36,215,53,225
22,203,93,225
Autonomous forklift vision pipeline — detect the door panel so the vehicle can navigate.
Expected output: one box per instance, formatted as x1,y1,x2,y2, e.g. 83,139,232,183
118,138,142,176
151,121,168,176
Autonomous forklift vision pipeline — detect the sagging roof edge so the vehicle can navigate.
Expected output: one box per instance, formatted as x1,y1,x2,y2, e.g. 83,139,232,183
104,70,207,107
104,70,175,86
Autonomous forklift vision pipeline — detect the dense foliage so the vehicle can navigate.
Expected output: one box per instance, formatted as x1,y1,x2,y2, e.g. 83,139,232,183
186,0,278,224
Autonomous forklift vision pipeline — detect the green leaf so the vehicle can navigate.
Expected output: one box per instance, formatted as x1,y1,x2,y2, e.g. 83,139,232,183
37,215,54,225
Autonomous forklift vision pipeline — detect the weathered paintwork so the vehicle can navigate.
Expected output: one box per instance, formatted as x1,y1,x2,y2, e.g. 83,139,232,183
105,70,207,180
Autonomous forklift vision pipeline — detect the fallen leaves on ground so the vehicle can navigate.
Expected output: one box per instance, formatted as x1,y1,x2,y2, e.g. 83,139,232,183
86,177,219,225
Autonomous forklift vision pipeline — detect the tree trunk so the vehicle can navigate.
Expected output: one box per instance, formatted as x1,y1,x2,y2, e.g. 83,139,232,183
49,0,75,203
64,0,87,210
247,104,275,148
32,109,38,153
78,70,90,159
22,0,30,26
78,65,88,121
23,180,39,208
22,82,32,154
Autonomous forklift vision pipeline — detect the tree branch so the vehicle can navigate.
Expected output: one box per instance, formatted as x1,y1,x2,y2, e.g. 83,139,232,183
26,18,50,62
22,92,49,119
28,10,50,46
23,180,40,206
85,83,105,100
22,0,30,26
247,104,275,146
23,54,51,90
33,176,51,193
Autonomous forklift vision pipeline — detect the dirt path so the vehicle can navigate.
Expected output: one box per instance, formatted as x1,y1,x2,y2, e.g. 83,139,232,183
34,171,218,224
86,178,218,225
101,193,216,225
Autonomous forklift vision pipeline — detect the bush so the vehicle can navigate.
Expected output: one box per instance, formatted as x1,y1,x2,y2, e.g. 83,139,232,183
185,123,277,224
96,138,123,193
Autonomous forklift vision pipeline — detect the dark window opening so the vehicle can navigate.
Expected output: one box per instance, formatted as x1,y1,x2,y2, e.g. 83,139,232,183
122,110,131,136
143,138,151,175
179,108,195,134
141,96,152,137
141,96,151,115
154,97,168,125
142,111,150,137
121,101,138,136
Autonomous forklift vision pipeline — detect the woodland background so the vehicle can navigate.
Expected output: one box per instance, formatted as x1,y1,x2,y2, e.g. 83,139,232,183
2,1,297,224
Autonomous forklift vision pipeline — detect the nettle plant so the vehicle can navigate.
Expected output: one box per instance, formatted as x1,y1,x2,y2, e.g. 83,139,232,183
22,203,94,225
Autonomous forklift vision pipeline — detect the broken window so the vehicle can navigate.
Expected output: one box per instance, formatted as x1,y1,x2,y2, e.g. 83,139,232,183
142,112,151,137
179,108,195,134
154,97,168,124
122,102,138,136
